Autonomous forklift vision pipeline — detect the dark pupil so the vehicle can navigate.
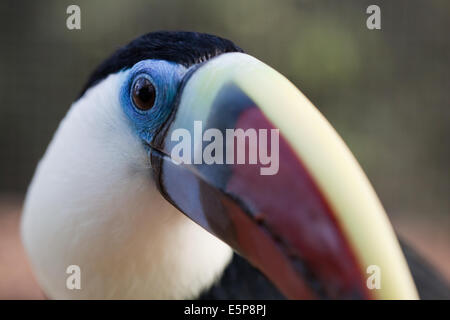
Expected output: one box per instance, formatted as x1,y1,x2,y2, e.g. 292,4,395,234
132,78,156,110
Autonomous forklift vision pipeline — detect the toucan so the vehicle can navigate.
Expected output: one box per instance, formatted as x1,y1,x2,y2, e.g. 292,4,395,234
21,31,449,300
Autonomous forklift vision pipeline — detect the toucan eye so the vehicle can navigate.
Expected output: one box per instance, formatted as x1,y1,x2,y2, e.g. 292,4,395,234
132,77,156,111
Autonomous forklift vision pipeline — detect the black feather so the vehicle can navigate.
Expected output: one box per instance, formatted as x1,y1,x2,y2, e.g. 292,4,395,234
400,239,450,299
79,31,244,98
199,241,450,299
199,253,285,300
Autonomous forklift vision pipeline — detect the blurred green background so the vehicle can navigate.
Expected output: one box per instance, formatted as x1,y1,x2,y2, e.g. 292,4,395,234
0,0,448,278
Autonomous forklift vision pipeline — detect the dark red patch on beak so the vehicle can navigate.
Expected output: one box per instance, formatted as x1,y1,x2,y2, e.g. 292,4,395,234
222,108,370,299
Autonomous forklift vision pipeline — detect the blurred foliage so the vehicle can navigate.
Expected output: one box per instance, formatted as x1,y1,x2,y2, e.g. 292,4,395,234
0,0,449,221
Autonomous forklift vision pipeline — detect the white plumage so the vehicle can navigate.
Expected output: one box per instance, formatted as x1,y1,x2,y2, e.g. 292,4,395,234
21,72,232,299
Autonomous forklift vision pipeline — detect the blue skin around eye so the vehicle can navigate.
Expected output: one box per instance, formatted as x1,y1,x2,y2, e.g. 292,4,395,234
120,60,187,143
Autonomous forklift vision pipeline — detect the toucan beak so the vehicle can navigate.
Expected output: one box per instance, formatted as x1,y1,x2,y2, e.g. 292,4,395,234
149,52,418,299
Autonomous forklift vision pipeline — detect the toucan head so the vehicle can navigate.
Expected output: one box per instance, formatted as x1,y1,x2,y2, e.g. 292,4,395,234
21,31,418,299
